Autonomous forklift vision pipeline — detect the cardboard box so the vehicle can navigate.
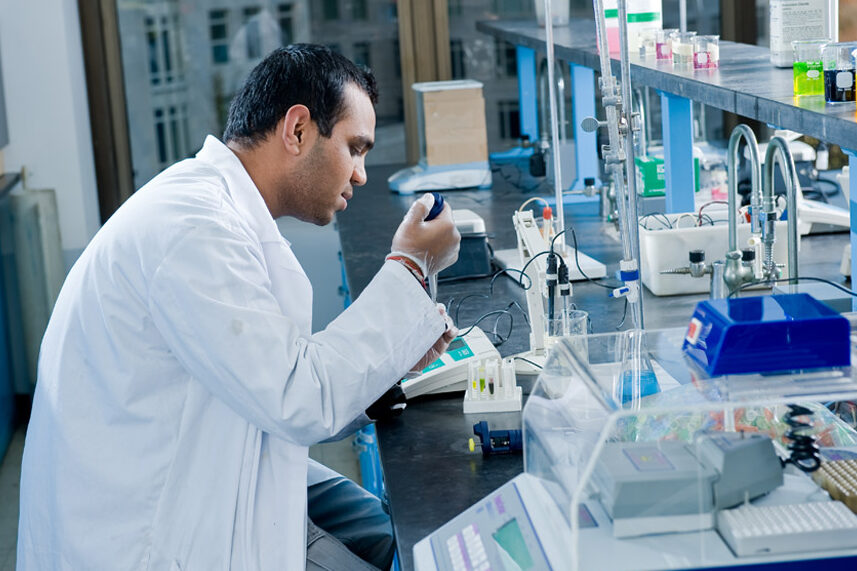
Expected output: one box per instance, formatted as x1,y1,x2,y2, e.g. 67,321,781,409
414,80,488,167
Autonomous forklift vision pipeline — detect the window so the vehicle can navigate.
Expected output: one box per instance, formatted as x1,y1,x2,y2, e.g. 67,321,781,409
278,4,294,46
352,0,368,21
451,39,465,79
497,99,520,141
153,105,190,168
243,6,262,60
145,11,183,86
323,0,339,20
209,9,229,64
495,40,516,78
353,41,370,68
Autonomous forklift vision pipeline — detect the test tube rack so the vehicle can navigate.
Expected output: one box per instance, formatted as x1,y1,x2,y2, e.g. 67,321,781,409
813,459,857,514
463,357,522,414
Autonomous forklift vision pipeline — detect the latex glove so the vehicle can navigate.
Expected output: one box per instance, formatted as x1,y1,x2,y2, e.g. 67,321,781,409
408,304,459,376
390,193,460,277
365,382,407,421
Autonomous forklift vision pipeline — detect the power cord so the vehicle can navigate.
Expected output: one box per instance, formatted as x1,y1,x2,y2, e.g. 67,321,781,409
728,276,857,299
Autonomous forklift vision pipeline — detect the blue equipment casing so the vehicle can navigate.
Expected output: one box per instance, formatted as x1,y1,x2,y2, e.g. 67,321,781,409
682,294,850,376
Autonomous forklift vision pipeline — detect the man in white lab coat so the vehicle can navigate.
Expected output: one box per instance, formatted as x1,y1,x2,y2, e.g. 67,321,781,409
17,45,460,570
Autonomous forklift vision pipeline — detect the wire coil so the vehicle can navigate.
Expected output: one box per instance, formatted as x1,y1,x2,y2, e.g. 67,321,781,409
782,404,821,473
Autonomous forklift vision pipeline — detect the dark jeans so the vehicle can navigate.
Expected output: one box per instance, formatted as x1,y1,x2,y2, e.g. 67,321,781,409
306,475,395,571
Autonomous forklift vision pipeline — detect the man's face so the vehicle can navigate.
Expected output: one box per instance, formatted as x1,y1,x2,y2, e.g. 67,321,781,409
286,84,375,225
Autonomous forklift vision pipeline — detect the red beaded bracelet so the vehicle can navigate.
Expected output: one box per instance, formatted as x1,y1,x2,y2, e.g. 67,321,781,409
386,255,427,290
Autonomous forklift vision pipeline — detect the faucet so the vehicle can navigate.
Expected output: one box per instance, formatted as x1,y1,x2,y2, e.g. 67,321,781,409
761,136,800,284
723,124,763,294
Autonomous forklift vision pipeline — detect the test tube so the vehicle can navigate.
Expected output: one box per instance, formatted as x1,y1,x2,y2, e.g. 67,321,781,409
503,359,516,398
823,42,857,103
792,40,827,97
486,360,498,397
693,35,719,70
467,361,478,400
656,28,678,61
672,32,697,69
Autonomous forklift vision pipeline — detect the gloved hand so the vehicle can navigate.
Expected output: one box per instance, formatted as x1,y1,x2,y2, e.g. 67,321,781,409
390,194,460,277
366,382,407,421
408,304,459,375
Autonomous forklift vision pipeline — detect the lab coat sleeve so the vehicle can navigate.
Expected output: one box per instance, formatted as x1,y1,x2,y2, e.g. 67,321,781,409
148,221,445,445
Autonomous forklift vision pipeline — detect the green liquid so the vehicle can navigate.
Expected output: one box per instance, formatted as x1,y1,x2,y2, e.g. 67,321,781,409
793,61,824,96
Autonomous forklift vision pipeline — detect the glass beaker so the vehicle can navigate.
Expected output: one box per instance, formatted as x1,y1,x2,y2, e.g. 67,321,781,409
638,28,658,59
822,42,857,103
692,35,719,69
656,28,678,60
672,32,697,68
546,308,589,358
792,40,827,97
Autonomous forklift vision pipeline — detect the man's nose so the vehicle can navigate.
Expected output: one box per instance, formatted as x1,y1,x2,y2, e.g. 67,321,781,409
351,159,367,186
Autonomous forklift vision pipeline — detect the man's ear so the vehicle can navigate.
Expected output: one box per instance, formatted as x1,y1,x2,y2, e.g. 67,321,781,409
280,104,312,155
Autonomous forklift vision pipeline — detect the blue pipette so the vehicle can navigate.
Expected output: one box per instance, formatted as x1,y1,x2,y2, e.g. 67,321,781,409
424,192,445,302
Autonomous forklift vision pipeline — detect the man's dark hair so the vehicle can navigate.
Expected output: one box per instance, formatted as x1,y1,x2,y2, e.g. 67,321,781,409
223,44,378,147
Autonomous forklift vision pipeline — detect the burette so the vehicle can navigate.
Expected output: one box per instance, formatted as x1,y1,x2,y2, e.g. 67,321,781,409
540,0,644,329
589,0,645,328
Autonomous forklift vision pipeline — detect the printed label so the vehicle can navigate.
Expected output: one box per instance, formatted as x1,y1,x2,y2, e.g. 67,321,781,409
837,71,854,89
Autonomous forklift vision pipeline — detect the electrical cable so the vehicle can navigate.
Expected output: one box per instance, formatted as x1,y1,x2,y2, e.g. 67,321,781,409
782,404,821,473
728,276,857,299
513,356,544,370
616,298,629,330
570,229,620,290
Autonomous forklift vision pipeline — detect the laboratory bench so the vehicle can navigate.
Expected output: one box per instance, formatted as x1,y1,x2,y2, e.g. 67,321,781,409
336,164,851,571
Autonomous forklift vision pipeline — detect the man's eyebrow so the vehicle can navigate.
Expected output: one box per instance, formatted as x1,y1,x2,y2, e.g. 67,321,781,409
352,136,374,152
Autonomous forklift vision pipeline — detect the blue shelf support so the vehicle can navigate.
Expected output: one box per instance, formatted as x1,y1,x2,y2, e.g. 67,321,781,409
570,63,602,190
846,149,857,311
659,91,696,213
490,45,538,164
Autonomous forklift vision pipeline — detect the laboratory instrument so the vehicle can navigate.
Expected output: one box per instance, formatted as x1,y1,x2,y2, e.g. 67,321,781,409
770,0,838,68
388,81,491,194
511,208,606,370
588,0,645,329
822,42,857,103
683,293,850,377
671,32,696,69
692,35,719,70
415,323,857,571
655,28,677,60
792,40,827,97
602,0,663,55
400,326,500,398
470,421,523,456
424,192,444,303
463,357,522,413
438,209,492,282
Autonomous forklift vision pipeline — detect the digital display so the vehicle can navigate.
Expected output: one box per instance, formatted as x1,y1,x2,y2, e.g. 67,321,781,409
492,518,534,570
446,337,466,352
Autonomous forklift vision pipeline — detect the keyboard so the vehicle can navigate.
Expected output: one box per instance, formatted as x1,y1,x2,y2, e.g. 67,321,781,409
717,501,857,557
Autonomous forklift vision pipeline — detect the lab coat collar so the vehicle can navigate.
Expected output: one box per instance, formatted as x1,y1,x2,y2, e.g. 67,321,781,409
196,135,284,244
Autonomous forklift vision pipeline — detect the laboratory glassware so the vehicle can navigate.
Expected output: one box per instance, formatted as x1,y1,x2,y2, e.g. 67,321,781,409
823,42,857,103
692,35,719,70
792,39,827,97
672,32,696,69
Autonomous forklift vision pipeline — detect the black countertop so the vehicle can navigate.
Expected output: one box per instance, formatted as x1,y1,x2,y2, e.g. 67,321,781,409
477,19,857,151
336,164,849,570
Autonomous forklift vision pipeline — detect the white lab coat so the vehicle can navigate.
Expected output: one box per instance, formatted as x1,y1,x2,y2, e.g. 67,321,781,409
17,136,444,570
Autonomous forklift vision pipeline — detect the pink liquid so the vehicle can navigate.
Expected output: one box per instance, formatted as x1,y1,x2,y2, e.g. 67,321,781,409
656,42,671,60
693,51,718,69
